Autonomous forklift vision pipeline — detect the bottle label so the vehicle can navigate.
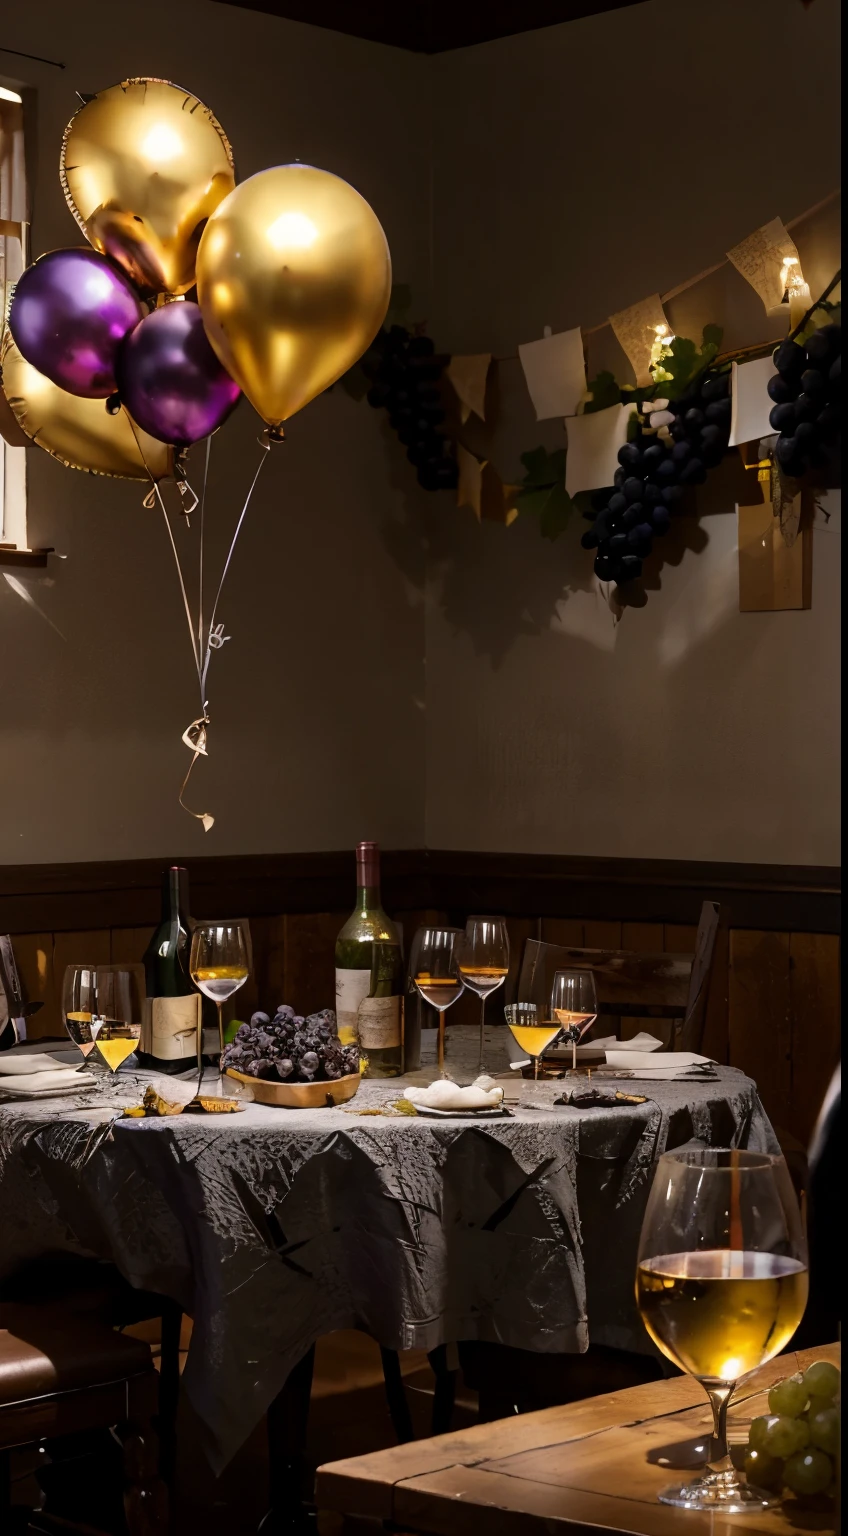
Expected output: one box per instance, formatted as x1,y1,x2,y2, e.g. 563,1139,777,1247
358,995,401,1049
142,995,202,1059
335,968,371,1045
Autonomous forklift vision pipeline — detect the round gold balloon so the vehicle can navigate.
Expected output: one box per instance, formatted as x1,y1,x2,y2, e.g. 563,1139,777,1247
196,164,391,426
60,78,235,296
1,330,173,481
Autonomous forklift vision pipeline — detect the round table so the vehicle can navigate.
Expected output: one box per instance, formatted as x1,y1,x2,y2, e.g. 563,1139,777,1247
0,1065,776,1472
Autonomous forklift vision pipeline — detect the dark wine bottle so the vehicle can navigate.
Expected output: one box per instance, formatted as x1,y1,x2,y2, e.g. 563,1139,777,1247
138,866,201,1073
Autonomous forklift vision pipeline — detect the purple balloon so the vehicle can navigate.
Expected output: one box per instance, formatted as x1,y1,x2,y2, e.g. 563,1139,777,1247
9,248,145,398
116,302,240,446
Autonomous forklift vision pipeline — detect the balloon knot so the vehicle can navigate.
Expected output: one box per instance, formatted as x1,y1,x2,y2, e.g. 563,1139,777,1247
105,393,122,415
265,425,286,444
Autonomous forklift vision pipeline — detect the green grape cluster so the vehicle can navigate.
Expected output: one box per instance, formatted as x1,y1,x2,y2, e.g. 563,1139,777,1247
745,1360,840,1501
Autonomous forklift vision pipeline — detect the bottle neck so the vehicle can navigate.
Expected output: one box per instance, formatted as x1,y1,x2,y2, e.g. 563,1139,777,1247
356,883,382,913
164,866,189,922
355,843,380,910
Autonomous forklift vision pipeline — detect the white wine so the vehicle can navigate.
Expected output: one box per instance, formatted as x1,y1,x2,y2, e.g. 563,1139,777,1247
509,1023,561,1057
554,1009,595,1032
335,843,403,1077
96,1034,139,1072
457,964,508,996
191,965,249,1001
636,1250,808,1381
414,974,464,1009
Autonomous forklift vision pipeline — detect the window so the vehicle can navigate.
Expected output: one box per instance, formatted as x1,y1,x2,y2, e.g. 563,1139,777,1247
1,87,28,550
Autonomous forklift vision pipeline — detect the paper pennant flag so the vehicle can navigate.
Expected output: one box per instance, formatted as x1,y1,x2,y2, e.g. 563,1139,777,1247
609,294,669,387
457,442,483,518
456,444,519,524
565,403,635,495
728,356,777,449
446,353,491,424
518,326,586,420
726,217,800,314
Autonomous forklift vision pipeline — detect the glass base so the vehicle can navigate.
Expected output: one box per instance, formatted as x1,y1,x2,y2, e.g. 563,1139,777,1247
658,1471,778,1513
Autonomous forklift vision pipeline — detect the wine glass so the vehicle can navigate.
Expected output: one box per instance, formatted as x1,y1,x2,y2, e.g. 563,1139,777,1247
504,1002,560,1081
455,917,509,1071
409,927,464,1075
189,922,250,1073
62,964,144,1075
636,1147,808,1512
551,969,598,1074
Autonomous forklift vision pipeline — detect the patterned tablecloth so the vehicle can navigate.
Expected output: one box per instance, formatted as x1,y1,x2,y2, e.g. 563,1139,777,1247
0,1064,777,1472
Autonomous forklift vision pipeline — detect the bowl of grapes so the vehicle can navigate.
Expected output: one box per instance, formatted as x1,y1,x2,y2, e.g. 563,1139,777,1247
222,1004,362,1107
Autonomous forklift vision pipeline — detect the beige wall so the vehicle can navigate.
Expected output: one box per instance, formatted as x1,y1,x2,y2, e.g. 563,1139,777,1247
0,0,431,862
424,0,841,864
1,0,842,868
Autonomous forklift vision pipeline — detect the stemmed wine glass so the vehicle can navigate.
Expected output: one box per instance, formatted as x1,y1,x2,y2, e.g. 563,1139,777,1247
189,922,250,1074
455,917,509,1071
636,1147,808,1512
62,964,143,1076
504,1003,560,1081
551,969,598,1073
409,927,465,1075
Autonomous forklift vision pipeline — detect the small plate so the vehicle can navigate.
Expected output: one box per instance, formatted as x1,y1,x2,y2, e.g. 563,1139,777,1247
410,1105,512,1119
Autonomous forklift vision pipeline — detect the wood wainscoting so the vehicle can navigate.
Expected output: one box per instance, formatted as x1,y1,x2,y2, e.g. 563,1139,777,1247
0,851,839,1146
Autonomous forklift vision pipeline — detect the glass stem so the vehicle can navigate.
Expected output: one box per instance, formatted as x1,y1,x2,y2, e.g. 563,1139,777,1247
437,1012,445,1075
705,1382,736,1472
478,995,486,1071
217,1002,225,1090
533,1054,539,1081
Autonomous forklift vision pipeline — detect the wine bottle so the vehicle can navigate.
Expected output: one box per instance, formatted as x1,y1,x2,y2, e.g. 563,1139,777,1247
334,842,404,1077
139,866,201,1073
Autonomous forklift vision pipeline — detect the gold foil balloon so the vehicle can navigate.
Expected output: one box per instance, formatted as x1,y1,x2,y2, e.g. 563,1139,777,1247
1,331,173,481
60,78,235,296
196,164,391,426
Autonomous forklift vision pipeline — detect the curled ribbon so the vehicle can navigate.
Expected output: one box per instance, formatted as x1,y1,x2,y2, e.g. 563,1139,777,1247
180,711,215,832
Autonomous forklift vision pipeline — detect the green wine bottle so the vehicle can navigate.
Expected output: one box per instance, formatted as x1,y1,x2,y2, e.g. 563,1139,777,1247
139,866,201,1073
334,842,404,1077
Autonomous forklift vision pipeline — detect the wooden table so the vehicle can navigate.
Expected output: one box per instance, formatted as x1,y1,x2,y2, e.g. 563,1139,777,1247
316,1344,840,1536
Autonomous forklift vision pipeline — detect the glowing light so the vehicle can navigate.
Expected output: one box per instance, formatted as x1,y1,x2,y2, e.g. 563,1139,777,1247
719,1358,743,1380
141,124,183,165
266,211,318,250
0,86,23,105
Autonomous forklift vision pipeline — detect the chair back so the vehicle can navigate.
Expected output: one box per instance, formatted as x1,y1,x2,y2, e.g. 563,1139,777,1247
516,901,721,1053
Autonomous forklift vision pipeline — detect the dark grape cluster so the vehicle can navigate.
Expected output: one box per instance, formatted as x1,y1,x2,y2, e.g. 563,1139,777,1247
769,324,841,479
362,326,458,492
222,1006,359,1083
581,369,732,585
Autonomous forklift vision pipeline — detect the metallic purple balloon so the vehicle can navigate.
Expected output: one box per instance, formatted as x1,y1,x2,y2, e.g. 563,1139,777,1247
116,302,240,446
9,248,145,398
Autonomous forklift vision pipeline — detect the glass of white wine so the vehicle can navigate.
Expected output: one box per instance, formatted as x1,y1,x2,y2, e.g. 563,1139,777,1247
189,922,250,1073
504,1002,561,1080
455,917,509,1071
636,1147,808,1512
551,969,597,1073
63,964,144,1077
409,927,465,1074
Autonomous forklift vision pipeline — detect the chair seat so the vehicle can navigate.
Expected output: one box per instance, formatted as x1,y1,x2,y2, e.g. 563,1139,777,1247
0,1304,152,1409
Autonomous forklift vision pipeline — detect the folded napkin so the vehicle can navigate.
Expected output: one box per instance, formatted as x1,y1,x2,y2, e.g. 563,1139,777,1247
603,1033,663,1053
404,1076,505,1111
604,1049,715,1079
0,1053,82,1075
0,1067,89,1095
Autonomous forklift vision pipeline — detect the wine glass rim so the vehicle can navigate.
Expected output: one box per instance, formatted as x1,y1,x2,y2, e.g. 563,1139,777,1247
660,1147,784,1171
415,925,464,935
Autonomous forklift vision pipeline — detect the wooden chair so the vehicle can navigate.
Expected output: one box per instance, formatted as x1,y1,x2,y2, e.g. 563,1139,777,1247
0,1303,167,1534
517,900,721,1052
0,1258,182,1485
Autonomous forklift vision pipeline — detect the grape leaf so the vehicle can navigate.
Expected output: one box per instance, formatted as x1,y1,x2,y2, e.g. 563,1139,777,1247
583,370,621,414
515,446,574,539
660,325,725,399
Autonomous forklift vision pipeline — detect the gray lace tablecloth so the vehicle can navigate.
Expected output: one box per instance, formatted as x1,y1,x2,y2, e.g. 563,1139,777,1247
0,1066,776,1472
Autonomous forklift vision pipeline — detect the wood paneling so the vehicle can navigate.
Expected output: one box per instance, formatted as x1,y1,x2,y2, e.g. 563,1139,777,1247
788,932,841,1144
622,922,667,1043
729,931,792,1131
1,851,839,935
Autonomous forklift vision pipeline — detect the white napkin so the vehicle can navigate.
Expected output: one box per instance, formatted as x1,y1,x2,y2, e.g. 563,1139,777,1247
405,1076,505,1111
0,1067,90,1095
0,1053,82,1075
601,1033,663,1053
604,1049,714,1078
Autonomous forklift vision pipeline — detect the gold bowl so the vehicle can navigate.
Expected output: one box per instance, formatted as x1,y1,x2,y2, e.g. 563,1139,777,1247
225,1067,361,1109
